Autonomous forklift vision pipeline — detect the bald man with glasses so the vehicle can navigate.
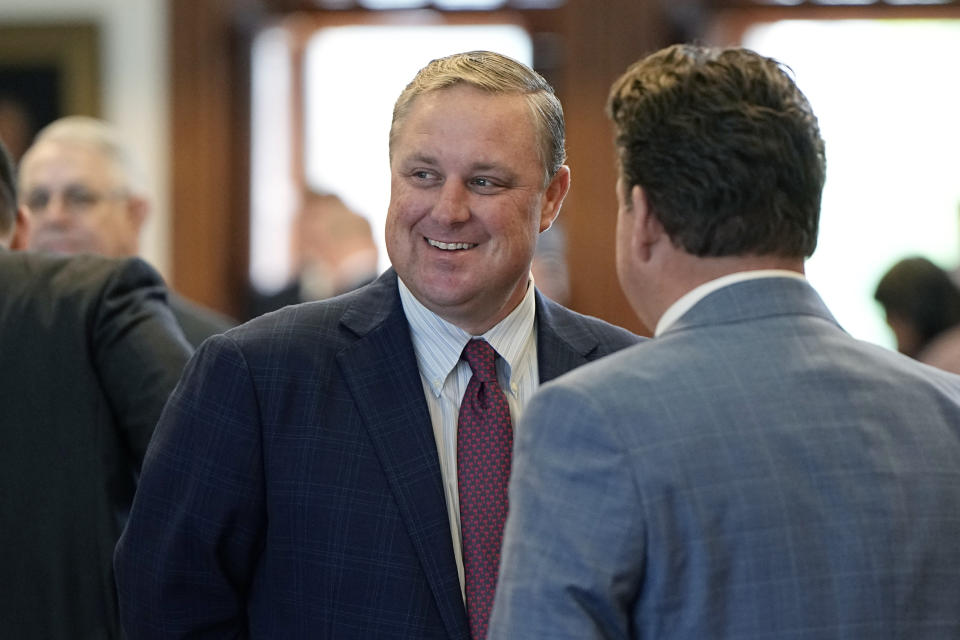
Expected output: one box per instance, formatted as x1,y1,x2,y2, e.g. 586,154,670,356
18,116,235,346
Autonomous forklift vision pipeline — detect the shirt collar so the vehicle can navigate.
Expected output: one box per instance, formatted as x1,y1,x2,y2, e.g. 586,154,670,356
655,269,806,336
398,276,537,397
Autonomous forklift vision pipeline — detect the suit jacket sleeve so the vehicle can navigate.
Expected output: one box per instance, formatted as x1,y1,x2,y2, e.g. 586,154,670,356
93,257,192,462
488,380,645,640
114,333,266,638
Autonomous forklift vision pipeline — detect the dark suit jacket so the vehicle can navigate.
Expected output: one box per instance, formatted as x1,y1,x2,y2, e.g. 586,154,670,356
114,267,640,639
0,250,192,639
168,292,235,348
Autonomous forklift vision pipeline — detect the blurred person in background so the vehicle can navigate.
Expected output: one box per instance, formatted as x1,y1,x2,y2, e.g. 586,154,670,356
248,190,379,318
875,255,960,374
18,115,235,346
0,136,191,639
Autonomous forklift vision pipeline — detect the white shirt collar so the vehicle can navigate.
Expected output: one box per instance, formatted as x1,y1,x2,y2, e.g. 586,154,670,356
397,275,537,397
655,269,806,337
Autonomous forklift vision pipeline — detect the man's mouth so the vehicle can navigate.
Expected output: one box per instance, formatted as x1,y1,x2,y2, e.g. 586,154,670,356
426,238,478,251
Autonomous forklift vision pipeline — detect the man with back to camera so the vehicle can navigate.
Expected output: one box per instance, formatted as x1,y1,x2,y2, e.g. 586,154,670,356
113,50,641,639
489,44,960,639
17,116,235,346
0,137,191,639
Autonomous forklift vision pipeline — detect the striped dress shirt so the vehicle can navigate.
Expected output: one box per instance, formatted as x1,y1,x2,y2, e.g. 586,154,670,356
397,276,539,599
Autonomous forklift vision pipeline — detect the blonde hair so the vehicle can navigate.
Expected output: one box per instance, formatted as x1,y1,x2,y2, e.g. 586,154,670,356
389,50,565,183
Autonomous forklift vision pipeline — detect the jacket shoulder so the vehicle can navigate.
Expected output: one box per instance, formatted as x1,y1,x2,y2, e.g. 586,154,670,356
538,293,643,352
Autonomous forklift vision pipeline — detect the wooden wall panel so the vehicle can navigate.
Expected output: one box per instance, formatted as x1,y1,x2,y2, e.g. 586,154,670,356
170,0,259,319
556,0,673,335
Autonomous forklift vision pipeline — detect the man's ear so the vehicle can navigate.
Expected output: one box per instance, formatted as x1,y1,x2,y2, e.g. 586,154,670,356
631,184,663,262
10,205,32,250
126,195,149,233
539,165,571,232
119,195,150,255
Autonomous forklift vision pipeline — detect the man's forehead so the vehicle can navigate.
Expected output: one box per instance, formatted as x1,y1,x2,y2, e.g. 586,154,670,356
391,86,544,175
401,91,537,141
416,83,528,112
400,148,521,174
21,141,117,185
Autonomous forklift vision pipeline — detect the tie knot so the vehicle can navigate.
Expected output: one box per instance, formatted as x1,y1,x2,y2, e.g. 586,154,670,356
462,339,498,383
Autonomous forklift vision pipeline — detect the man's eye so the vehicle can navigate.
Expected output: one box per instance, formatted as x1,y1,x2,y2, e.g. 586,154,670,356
410,170,438,183
63,188,99,208
470,177,502,193
25,191,50,210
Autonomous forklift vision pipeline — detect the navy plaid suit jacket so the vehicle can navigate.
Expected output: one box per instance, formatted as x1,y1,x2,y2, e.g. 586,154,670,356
114,267,639,639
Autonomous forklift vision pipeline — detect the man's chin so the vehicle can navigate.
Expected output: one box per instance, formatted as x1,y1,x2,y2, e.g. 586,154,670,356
30,235,98,255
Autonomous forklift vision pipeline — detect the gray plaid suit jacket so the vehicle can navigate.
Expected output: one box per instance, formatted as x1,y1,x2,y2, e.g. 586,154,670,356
491,276,960,639
114,267,639,639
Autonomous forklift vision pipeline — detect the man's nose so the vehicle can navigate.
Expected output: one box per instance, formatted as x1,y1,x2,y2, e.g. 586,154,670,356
431,181,471,226
42,193,73,224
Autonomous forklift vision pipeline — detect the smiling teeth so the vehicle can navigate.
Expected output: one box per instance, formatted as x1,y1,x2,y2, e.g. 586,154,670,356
428,239,476,250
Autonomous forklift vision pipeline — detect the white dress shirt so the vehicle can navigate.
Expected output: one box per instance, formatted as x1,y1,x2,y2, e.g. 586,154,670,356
397,276,539,599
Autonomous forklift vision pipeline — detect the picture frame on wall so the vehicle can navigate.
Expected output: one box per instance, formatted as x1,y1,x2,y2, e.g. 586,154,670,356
0,22,100,161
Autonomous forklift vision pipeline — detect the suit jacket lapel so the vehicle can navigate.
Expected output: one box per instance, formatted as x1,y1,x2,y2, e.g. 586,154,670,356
535,291,603,383
337,269,469,639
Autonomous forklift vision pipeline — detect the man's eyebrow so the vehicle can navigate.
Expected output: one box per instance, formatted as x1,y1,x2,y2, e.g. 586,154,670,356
470,162,518,180
26,182,89,193
402,153,438,166
398,155,519,181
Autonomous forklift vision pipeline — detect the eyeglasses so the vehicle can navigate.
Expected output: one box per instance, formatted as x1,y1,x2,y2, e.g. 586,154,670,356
23,185,127,215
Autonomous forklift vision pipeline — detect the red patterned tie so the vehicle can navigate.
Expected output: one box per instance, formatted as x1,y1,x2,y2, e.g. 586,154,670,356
457,339,513,640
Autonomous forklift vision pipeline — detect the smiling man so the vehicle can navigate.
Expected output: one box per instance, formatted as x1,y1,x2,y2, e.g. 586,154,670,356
114,50,639,639
386,81,568,336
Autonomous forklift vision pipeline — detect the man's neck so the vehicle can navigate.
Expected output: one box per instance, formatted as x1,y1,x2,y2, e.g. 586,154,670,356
646,253,805,331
